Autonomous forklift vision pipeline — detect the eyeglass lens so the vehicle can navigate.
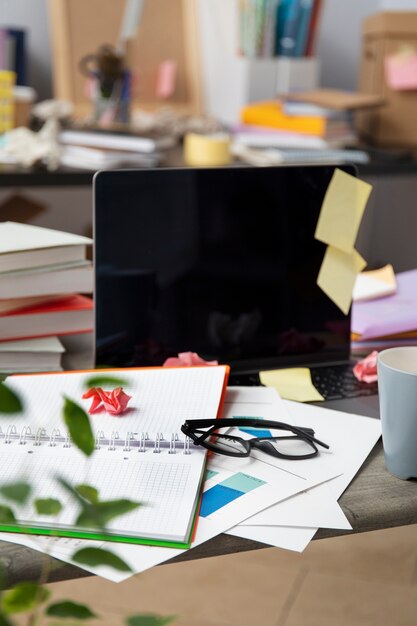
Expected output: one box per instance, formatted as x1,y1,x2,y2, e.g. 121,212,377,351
207,428,317,458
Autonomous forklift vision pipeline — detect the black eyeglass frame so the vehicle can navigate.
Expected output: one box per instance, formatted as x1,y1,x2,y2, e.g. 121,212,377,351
181,418,330,460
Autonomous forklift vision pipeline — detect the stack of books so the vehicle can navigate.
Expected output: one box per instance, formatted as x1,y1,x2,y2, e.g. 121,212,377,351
239,99,357,148
235,89,385,161
351,268,417,356
0,222,94,373
59,128,177,171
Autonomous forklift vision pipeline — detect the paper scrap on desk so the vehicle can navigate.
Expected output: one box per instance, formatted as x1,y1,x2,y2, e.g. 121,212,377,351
353,264,396,302
259,368,324,402
317,246,366,315
385,49,417,91
314,168,372,254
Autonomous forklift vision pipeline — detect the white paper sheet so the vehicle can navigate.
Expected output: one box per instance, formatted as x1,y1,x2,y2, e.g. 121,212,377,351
240,482,351,530
228,400,381,550
221,387,350,530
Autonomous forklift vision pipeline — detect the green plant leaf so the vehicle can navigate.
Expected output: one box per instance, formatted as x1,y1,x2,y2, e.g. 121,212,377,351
84,375,128,389
76,499,141,528
56,477,85,505
127,615,177,626
0,481,31,504
2,582,50,614
62,397,95,457
46,601,97,620
0,506,16,524
34,498,63,516
0,612,13,626
75,484,99,504
72,547,132,572
0,383,23,415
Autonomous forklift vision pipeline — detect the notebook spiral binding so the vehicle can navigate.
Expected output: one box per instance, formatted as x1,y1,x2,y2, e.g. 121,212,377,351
0,426,193,455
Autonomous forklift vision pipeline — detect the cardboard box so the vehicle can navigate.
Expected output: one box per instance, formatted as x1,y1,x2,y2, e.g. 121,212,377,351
357,12,417,147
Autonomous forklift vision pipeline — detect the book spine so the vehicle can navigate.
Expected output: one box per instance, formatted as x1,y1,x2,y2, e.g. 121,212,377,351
261,0,279,57
0,29,6,69
277,0,303,57
293,0,314,57
6,29,26,85
305,0,323,57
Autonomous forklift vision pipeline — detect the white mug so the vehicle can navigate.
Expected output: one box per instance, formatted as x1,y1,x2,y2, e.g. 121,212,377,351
378,346,417,479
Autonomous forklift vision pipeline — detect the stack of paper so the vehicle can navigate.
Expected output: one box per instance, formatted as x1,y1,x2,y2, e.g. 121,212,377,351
1,385,381,582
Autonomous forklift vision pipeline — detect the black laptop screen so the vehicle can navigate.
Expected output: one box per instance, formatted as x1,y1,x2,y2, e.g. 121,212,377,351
94,165,353,371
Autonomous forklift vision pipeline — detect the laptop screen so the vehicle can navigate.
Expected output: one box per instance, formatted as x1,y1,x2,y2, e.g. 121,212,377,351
94,165,354,372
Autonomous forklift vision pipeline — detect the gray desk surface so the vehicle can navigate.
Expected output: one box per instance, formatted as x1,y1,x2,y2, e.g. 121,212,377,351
1,336,416,588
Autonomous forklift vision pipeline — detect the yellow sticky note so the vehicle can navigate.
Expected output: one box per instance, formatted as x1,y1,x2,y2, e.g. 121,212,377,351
260,368,324,403
317,245,367,314
314,169,372,253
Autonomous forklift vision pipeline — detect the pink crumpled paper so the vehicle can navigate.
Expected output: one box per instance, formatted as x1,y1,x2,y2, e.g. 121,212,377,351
82,387,132,416
353,351,378,384
163,351,219,367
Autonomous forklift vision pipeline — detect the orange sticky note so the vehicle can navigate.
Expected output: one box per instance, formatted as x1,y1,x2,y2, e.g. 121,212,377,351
156,60,177,99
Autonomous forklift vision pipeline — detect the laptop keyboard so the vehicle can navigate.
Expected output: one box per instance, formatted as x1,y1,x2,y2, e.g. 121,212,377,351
310,365,378,401
229,364,378,401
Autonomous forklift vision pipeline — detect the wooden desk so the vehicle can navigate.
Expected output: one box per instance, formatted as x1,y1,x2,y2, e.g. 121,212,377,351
1,335,416,588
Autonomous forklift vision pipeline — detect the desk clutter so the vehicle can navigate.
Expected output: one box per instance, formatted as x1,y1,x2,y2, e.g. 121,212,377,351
0,222,93,373
0,373,381,582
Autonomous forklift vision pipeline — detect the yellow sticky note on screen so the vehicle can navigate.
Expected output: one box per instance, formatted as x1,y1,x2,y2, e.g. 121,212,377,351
317,245,367,314
314,169,372,253
260,368,324,403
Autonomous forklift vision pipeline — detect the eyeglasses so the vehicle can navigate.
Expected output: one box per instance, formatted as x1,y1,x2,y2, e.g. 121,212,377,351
181,418,329,460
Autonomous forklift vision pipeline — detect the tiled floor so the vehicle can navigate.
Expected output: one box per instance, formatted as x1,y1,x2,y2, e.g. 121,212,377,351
22,524,417,626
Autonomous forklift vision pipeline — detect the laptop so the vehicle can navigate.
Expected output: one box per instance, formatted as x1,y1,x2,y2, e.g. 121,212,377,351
93,165,378,411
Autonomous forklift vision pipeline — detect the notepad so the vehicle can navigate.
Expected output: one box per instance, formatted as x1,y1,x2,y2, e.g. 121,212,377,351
1,366,229,548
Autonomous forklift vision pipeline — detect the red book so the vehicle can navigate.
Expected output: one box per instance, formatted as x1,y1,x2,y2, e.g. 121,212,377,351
305,0,324,57
0,294,93,342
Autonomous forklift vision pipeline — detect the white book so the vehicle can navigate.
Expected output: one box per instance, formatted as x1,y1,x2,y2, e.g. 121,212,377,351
60,145,160,170
0,336,65,373
0,295,60,314
0,263,93,299
232,132,328,150
2,366,229,547
0,222,92,273
59,130,176,154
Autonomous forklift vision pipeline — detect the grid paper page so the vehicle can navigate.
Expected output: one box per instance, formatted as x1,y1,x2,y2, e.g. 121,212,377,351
0,442,207,543
6,366,227,441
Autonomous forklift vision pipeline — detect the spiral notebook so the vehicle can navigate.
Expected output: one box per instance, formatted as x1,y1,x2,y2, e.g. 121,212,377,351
1,365,229,549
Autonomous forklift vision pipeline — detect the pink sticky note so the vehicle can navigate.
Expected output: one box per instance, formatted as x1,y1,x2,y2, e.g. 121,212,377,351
385,53,417,90
156,60,177,99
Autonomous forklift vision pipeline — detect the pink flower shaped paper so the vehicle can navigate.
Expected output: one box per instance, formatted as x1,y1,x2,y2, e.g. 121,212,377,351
163,351,219,367
82,387,132,416
353,351,378,384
